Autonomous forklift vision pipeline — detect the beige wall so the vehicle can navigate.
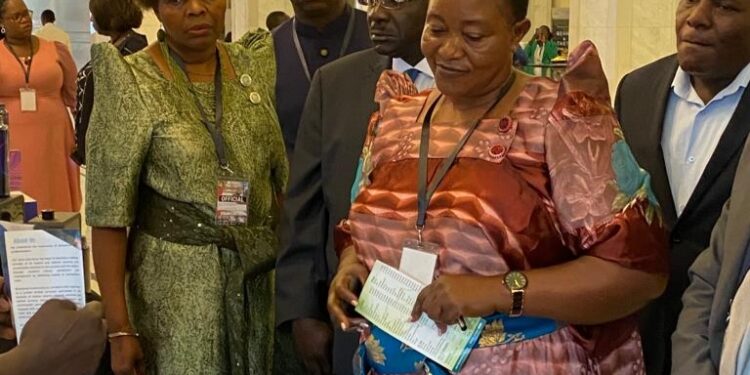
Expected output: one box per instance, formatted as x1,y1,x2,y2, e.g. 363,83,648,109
29,0,678,92
26,0,90,66
233,0,354,34
569,0,678,93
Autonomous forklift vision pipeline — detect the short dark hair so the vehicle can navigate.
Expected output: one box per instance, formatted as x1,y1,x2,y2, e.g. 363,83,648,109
41,9,55,23
134,0,158,10
90,0,143,33
265,11,289,31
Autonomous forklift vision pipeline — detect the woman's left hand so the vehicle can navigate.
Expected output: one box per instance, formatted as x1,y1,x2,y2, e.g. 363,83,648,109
410,275,505,333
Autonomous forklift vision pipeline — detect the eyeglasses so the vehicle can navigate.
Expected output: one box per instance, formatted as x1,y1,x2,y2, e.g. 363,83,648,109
357,0,414,10
3,10,33,23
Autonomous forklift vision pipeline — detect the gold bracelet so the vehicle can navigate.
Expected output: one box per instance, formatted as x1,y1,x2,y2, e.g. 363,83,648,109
107,331,140,340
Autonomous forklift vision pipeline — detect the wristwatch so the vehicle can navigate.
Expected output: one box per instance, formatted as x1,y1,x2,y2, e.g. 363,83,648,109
503,270,528,317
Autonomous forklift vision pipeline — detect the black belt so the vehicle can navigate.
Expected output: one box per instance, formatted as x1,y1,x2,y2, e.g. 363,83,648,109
133,185,277,279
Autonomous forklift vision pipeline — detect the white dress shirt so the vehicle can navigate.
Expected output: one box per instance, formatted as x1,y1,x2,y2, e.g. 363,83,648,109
392,57,435,92
35,23,71,51
662,63,750,216
721,271,750,375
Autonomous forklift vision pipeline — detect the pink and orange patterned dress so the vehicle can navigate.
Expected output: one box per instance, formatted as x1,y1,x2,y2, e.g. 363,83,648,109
337,42,668,374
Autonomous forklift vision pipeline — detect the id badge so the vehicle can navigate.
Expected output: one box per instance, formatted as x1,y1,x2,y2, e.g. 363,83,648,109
215,178,250,226
400,239,439,285
19,88,37,112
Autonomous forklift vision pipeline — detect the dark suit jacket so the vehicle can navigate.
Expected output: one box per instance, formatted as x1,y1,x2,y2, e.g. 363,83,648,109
272,8,371,154
615,55,750,375
672,134,750,374
276,49,390,375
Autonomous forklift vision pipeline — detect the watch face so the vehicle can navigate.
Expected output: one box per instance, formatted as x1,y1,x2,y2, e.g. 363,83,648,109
505,271,527,290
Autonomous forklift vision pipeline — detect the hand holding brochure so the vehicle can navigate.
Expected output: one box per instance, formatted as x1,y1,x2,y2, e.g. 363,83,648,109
355,261,485,372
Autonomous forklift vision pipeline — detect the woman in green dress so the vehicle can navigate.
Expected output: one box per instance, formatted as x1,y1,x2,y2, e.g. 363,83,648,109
524,25,559,76
85,0,287,374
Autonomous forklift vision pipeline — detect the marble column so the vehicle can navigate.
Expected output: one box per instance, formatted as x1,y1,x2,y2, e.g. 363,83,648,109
569,0,678,93
528,0,553,39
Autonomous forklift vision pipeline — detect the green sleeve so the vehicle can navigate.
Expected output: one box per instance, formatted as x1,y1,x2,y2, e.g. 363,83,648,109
85,44,154,228
235,30,288,192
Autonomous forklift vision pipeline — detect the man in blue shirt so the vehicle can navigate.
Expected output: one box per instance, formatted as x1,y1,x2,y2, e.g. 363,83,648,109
615,0,750,374
273,0,372,155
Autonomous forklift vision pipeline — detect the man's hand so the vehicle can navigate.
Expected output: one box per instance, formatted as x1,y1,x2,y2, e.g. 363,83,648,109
19,300,107,375
0,277,14,341
292,318,333,375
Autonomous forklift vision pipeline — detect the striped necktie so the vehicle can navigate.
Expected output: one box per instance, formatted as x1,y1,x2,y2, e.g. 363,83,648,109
405,68,420,83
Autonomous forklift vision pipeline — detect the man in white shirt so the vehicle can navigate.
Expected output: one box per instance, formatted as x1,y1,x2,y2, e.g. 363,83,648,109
615,0,750,374
276,1,431,374
35,10,71,51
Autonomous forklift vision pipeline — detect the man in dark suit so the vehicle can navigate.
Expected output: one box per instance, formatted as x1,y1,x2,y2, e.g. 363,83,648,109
273,0,371,155
672,134,750,374
615,0,750,374
275,1,431,374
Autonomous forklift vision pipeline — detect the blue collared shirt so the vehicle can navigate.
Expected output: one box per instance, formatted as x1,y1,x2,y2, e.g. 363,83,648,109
392,58,435,92
662,63,750,217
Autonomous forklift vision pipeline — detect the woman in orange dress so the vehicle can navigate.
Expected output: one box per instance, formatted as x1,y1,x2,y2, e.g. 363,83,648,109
0,0,81,212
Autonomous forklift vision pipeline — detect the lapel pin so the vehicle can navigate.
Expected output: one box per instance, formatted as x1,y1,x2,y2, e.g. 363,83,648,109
240,74,253,87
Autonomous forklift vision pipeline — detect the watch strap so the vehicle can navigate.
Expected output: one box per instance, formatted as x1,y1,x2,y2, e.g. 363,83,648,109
509,289,525,317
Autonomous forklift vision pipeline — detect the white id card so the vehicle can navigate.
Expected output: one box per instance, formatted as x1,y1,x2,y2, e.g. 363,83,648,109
19,88,37,112
215,178,250,226
400,239,439,285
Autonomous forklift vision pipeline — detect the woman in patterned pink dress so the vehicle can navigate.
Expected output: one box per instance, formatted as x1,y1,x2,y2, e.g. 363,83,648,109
328,0,668,374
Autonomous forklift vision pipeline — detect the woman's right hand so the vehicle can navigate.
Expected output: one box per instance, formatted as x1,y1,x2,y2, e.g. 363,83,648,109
110,335,146,375
327,247,369,330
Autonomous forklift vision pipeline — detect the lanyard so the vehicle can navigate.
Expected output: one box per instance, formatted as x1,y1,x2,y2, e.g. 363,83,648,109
415,72,517,244
4,39,34,86
166,45,231,173
291,8,356,82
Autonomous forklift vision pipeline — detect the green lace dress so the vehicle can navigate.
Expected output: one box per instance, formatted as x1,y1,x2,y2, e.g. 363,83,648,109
85,31,288,374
